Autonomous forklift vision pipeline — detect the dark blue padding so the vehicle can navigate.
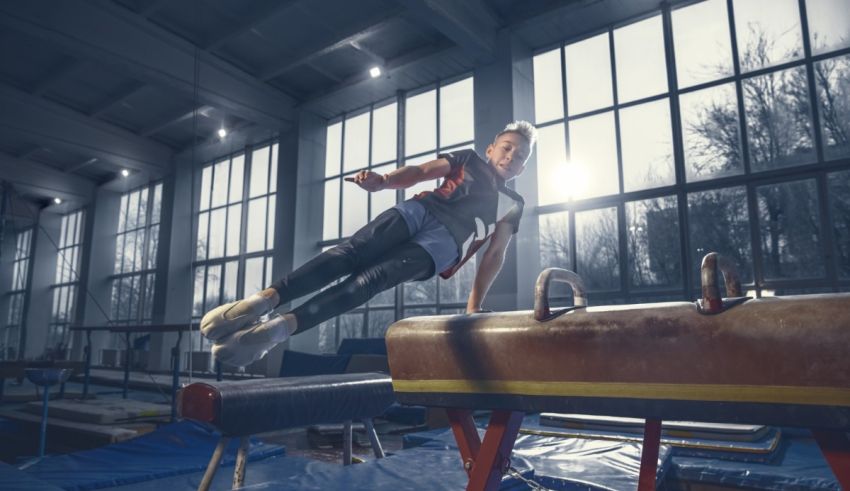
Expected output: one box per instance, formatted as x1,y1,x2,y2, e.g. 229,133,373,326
21,421,283,491
105,447,532,491
671,435,841,490
403,414,673,490
336,338,388,356
381,402,427,426
0,461,63,491
204,372,395,436
278,349,351,377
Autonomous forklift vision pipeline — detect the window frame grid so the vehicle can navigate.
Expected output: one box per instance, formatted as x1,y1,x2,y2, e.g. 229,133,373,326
2,228,34,360
107,181,164,332
530,0,850,304
47,209,85,353
191,140,279,353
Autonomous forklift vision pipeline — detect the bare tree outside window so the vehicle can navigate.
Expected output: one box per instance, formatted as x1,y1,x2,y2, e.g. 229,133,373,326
681,83,744,181
743,66,815,171
757,179,824,279
688,187,754,285
626,197,682,287
576,208,620,290
828,170,850,278
815,54,850,159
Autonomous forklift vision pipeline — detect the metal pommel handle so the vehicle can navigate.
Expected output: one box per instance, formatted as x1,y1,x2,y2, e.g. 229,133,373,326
534,268,587,321
700,252,743,314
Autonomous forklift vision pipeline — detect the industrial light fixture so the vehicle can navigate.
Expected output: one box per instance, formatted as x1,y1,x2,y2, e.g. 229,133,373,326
121,169,130,177
53,197,62,205
218,128,227,139
369,66,381,78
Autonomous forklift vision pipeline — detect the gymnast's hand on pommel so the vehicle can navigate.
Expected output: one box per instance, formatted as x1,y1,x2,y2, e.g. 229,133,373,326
344,170,386,192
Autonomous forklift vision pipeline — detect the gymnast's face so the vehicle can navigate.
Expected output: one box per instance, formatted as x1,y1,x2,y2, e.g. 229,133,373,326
486,132,529,181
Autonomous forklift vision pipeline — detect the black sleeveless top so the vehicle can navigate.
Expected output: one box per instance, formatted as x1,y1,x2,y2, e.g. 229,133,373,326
414,149,524,273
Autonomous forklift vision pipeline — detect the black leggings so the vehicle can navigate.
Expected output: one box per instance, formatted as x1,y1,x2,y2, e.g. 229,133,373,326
269,209,435,334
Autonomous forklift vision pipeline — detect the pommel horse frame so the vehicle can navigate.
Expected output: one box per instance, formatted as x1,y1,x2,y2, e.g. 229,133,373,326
386,253,850,491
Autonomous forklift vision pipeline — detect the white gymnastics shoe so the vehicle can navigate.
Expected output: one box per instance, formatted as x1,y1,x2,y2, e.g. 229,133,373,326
200,289,278,341
211,313,295,368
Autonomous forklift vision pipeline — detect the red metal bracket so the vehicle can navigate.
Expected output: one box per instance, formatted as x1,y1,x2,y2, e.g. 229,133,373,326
446,409,525,491
811,430,850,489
638,418,662,491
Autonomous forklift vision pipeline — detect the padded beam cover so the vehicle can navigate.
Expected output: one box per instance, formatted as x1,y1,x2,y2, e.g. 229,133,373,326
386,294,850,429
179,373,394,436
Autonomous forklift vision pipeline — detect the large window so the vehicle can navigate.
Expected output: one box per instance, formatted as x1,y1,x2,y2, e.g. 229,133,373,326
192,142,278,354
320,76,475,352
47,210,84,354
531,0,850,302
107,183,162,348
2,229,32,360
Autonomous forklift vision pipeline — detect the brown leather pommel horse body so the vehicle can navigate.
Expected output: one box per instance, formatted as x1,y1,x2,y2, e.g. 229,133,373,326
385,253,850,491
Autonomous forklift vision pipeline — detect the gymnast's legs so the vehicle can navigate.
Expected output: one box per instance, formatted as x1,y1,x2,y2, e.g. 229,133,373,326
200,209,435,366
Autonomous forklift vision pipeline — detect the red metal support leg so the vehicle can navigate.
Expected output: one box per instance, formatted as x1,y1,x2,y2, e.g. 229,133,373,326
446,409,524,491
811,430,850,489
447,408,482,475
470,410,525,491
638,419,662,491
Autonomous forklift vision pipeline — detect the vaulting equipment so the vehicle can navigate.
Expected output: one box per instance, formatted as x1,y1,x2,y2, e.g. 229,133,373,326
178,372,394,491
24,368,73,458
71,323,198,421
385,253,850,491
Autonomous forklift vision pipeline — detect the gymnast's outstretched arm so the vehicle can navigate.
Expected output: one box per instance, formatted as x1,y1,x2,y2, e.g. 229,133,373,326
466,220,513,313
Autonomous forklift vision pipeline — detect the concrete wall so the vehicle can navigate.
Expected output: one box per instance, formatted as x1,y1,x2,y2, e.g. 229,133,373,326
74,188,121,361
286,110,328,354
472,30,537,312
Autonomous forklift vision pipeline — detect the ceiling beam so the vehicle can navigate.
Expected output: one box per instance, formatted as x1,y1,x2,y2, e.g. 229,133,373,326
392,0,498,61
204,0,301,51
16,145,46,160
304,39,456,113
0,0,295,128
31,57,83,96
135,0,169,18
258,8,402,81
175,120,259,162
89,82,147,117
306,62,342,83
0,83,172,175
0,152,95,202
65,157,99,174
512,0,663,38
139,104,213,137
349,41,386,67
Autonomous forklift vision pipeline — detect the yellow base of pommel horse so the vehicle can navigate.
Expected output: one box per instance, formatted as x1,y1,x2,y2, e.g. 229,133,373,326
386,252,850,491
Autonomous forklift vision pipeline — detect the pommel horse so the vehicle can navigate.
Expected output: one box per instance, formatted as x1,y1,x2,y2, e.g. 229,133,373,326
386,253,850,491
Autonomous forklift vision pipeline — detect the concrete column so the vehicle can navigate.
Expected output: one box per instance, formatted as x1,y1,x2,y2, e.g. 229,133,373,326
74,188,121,361
472,30,537,312
286,110,328,354
155,158,196,371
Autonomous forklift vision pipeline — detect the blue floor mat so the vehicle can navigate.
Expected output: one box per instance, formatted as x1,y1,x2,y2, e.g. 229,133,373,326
670,435,840,490
0,461,63,491
20,420,284,491
106,445,532,491
403,414,672,490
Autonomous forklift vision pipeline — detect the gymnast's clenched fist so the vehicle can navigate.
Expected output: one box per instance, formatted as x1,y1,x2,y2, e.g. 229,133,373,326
344,170,387,192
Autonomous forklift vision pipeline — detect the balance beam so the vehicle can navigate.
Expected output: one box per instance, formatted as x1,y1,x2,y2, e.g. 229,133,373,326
179,372,394,491
386,255,850,491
